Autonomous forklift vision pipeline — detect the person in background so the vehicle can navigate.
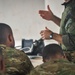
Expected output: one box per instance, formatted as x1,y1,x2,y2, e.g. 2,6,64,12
0,23,34,75
28,44,75,75
42,44,65,63
39,0,75,62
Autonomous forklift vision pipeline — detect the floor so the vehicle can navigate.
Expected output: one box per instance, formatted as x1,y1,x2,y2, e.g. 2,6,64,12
28,55,43,67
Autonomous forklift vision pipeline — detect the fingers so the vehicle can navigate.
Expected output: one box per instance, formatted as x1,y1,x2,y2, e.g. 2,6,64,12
40,30,47,40
39,5,50,14
40,27,52,40
39,5,52,20
39,10,43,14
45,27,49,30
40,30,44,34
47,5,53,15
47,5,50,12
40,30,44,39
39,10,45,14
40,32,45,40
39,10,45,19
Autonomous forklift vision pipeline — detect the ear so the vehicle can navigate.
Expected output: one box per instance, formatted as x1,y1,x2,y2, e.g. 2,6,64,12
8,34,12,42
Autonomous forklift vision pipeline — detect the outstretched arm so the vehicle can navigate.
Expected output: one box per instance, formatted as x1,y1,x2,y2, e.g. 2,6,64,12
39,5,61,26
40,27,63,44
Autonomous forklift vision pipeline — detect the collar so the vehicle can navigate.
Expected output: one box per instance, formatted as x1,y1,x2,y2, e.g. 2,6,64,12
62,0,72,7
47,58,70,63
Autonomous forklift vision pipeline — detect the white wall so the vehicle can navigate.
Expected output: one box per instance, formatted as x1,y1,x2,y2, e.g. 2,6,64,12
0,0,45,46
0,0,64,46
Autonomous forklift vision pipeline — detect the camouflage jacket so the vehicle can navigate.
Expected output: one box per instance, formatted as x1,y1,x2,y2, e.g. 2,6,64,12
60,0,75,51
28,59,75,75
0,44,34,75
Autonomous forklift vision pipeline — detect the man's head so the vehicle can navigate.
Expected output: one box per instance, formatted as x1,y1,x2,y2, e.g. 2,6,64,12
0,23,15,48
42,44,65,62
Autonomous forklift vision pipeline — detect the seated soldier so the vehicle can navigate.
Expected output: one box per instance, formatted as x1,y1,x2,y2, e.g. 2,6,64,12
0,23,34,75
28,44,75,75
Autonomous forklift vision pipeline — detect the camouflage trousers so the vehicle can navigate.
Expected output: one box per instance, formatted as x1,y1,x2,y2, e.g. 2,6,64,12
64,51,75,63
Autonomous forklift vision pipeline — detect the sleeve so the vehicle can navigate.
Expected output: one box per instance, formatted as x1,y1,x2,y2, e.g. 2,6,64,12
62,18,75,50
27,62,75,75
28,66,49,75
18,50,34,75
6,48,34,75
28,61,59,75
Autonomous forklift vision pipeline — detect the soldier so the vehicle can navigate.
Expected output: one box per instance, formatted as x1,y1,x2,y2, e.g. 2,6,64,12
0,23,34,75
39,0,75,62
28,44,75,75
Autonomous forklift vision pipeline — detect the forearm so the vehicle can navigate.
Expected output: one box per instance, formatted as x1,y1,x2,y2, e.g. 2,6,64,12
52,32,75,50
52,15,61,26
52,33,63,44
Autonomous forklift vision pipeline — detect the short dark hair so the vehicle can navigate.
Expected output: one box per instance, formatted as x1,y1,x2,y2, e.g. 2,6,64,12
42,44,64,60
0,23,12,44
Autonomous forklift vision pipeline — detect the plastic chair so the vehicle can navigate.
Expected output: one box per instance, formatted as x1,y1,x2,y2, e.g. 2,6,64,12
21,39,33,53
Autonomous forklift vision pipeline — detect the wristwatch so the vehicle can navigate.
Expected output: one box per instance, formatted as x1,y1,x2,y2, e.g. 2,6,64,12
50,32,53,39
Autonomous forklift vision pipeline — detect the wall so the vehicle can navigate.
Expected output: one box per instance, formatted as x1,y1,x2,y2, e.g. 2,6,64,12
0,0,64,46
0,0,45,46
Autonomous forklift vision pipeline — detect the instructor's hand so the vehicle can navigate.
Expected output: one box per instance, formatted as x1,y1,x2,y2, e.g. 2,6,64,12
39,5,54,21
40,27,53,40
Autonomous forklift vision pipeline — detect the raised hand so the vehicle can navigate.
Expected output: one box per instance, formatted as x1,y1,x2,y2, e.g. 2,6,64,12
39,5,54,21
40,27,53,40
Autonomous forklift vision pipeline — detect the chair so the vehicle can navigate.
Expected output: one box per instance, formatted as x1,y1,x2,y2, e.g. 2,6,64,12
21,39,33,53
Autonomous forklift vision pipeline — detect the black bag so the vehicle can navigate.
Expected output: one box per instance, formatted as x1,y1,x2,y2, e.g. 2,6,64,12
26,38,45,55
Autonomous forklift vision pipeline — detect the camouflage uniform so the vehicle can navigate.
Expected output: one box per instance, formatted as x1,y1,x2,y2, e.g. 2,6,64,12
60,0,75,62
0,44,34,75
28,59,75,75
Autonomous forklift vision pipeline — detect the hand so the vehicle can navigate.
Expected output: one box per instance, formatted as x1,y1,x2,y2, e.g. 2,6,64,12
39,5,54,21
40,27,53,40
